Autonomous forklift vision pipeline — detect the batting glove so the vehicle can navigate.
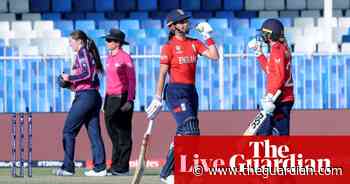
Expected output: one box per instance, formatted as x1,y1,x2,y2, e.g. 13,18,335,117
260,93,276,115
146,95,163,120
248,38,263,57
195,22,213,40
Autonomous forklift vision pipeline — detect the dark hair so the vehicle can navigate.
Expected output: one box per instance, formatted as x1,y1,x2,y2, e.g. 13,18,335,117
70,30,104,74
281,37,292,56
168,27,176,41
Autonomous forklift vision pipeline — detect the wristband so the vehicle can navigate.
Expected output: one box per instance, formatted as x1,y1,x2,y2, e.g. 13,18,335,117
206,38,215,46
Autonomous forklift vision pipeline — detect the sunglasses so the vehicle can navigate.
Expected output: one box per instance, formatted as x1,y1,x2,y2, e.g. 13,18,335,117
106,38,118,43
176,19,189,24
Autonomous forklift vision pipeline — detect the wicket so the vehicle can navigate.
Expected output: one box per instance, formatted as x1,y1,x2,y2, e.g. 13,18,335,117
10,112,33,177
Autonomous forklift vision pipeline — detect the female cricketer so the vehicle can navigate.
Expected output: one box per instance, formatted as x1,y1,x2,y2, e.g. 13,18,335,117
248,18,295,136
53,30,107,176
145,9,219,183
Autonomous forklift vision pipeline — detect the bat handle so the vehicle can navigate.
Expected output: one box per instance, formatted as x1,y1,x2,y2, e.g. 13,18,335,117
272,90,282,102
145,120,154,135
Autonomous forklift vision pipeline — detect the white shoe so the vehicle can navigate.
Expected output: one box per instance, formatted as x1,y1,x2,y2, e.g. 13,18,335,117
160,175,174,184
107,170,130,176
84,169,107,176
52,168,74,176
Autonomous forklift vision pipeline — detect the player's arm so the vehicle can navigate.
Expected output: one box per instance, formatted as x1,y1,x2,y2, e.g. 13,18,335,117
125,56,136,101
155,64,169,97
65,49,92,83
194,39,219,60
248,39,268,71
202,43,219,60
256,54,268,71
267,49,286,94
146,45,171,119
145,63,168,120
195,22,219,60
258,48,286,115
155,45,171,97
259,51,285,115
68,49,92,82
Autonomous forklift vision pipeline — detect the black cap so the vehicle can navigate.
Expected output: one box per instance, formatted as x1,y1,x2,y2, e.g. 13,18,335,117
103,28,129,45
166,9,191,27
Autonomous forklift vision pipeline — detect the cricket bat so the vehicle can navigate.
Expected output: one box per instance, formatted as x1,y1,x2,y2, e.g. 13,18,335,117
131,120,154,184
243,90,282,136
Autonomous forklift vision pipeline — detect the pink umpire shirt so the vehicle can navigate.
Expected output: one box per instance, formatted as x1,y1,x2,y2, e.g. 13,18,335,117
106,48,136,101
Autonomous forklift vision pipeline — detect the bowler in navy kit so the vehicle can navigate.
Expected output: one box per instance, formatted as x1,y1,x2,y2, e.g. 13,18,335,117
54,30,107,177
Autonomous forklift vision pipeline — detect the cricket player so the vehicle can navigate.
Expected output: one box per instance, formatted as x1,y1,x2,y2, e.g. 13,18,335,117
248,18,295,136
145,9,219,184
53,30,107,176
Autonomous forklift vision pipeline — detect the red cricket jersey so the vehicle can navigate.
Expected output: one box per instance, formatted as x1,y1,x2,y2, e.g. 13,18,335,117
160,36,207,84
257,42,294,103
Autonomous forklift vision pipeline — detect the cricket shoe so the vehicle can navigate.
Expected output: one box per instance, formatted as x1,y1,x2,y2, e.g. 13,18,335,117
52,168,74,176
106,169,130,176
84,169,107,176
160,175,174,184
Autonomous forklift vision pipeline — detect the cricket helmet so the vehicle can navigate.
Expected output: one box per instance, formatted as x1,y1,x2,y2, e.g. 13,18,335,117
166,9,191,27
259,18,284,42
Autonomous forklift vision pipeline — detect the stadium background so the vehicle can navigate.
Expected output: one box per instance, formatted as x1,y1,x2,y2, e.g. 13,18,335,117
0,0,349,170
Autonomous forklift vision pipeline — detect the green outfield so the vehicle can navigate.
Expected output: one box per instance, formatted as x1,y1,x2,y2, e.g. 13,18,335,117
0,168,162,184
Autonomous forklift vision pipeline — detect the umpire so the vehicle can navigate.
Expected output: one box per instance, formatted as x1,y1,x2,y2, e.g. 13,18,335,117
103,28,136,176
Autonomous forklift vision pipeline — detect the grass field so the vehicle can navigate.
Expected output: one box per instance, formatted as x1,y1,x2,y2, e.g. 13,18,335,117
0,168,163,184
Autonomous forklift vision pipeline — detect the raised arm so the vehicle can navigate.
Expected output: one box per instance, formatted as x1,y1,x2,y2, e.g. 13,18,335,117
202,43,219,60
195,22,219,60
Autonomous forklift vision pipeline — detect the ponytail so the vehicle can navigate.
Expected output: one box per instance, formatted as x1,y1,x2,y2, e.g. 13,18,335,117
70,30,104,75
87,38,104,74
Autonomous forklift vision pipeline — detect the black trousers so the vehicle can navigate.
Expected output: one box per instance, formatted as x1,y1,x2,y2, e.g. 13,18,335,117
104,93,133,172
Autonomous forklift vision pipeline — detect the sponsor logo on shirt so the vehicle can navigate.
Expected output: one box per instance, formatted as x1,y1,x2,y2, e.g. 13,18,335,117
175,45,183,54
178,56,196,64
